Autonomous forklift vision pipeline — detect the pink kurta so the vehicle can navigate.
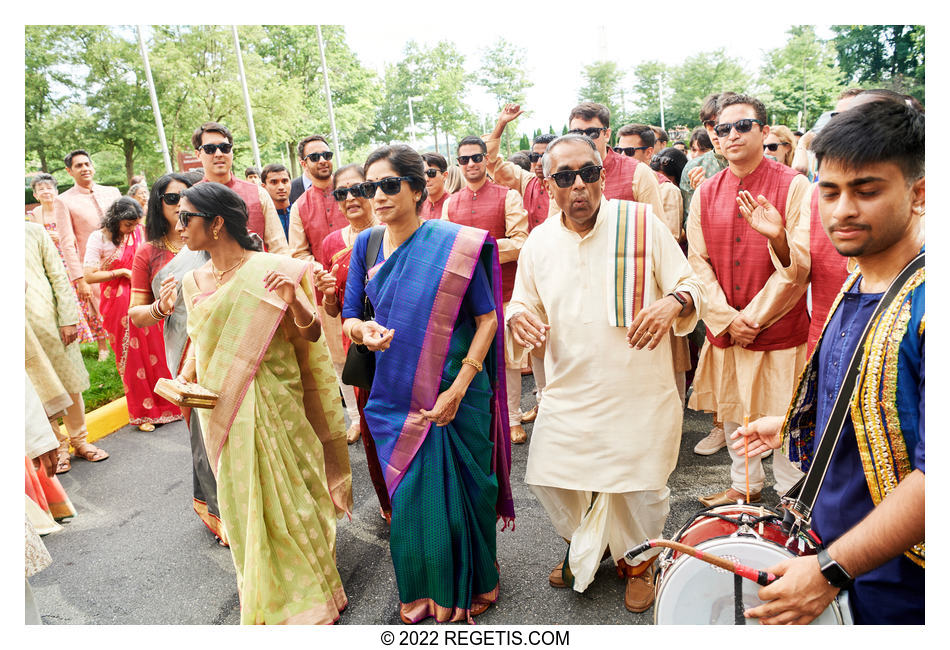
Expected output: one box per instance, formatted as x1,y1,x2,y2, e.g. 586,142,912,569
53,183,122,281
804,185,850,355
289,184,348,262
420,193,450,221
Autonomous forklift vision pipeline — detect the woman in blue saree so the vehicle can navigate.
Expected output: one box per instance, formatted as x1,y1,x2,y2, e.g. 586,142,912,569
342,145,514,623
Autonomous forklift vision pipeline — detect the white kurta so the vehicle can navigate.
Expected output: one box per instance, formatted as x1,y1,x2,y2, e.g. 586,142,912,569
507,199,706,493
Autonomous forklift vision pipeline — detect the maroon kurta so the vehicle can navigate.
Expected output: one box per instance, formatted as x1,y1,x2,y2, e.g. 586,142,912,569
445,180,516,301
602,147,639,201
700,157,808,351
806,184,849,355
294,184,348,259
420,192,449,221
198,175,266,244
523,176,550,231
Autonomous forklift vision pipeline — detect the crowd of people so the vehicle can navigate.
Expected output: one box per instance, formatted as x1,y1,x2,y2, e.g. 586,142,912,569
25,86,924,626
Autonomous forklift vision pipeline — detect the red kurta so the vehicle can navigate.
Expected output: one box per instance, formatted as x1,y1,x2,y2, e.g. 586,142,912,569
806,184,849,355
700,157,809,351
445,180,516,301
197,175,266,244
523,176,550,231
420,192,450,221
602,147,639,201
295,184,348,260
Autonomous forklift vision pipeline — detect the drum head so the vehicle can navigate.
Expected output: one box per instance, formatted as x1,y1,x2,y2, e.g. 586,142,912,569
655,537,845,625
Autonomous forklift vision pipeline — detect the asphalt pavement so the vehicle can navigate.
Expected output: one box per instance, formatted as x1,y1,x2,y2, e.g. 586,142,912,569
32,375,783,625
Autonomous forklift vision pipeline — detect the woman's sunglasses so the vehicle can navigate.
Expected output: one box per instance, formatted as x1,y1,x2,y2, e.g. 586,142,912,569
357,176,412,198
178,210,214,227
763,142,788,152
332,185,367,201
546,165,602,188
160,192,182,206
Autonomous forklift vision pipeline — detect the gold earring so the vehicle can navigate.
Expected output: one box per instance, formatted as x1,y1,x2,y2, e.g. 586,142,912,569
213,230,219,240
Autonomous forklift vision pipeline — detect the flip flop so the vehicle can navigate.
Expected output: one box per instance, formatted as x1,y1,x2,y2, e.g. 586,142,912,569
73,443,109,462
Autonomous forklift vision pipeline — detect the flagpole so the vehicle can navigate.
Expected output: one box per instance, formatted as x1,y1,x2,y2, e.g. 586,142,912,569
136,25,173,174
316,25,342,163
232,26,262,170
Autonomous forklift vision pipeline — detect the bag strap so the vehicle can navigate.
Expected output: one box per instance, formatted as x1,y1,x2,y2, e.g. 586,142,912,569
783,252,924,525
361,226,385,321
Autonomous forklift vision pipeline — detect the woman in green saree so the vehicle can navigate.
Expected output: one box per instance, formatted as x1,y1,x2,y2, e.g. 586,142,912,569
171,182,352,624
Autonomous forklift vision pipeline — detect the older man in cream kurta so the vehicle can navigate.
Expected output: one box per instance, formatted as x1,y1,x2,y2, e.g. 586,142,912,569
507,134,706,614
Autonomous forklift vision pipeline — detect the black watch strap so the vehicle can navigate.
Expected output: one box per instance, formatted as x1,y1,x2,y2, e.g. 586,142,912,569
817,548,853,589
668,291,688,315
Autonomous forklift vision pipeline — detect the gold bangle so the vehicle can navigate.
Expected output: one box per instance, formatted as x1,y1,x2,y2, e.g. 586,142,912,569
461,357,483,373
294,310,317,328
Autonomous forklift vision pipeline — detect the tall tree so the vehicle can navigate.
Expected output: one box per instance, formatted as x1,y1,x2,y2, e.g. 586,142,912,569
578,61,625,130
667,49,748,128
628,60,670,126
477,38,533,157
831,25,924,101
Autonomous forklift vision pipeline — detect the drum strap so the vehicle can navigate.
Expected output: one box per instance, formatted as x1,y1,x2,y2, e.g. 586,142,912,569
782,252,925,529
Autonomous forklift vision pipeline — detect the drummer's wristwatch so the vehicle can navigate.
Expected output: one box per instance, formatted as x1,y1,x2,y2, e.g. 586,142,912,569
817,548,853,590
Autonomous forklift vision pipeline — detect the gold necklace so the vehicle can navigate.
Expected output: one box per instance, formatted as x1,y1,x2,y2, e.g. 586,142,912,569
163,236,181,254
211,251,246,287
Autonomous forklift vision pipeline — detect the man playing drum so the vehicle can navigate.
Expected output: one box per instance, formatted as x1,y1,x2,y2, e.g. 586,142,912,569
733,100,925,625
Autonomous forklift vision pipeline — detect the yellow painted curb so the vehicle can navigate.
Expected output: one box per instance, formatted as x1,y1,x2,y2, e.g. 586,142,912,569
60,397,129,444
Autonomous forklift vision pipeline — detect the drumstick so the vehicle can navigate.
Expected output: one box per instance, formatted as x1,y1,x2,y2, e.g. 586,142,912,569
743,414,750,503
624,539,778,586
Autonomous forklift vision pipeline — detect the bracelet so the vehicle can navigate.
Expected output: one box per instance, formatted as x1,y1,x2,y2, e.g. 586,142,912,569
461,357,483,373
294,310,317,328
149,301,168,320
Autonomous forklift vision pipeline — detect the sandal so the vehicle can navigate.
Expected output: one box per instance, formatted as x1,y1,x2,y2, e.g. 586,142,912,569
346,422,361,444
73,442,110,462
55,451,71,474
138,422,155,432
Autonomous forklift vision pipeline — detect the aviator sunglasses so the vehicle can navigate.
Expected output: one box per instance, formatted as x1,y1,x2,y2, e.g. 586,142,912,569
712,118,764,139
357,176,412,197
547,165,603,188
332,185,367,201
457,153,485,165
198,142,233,155
160,192,182,206
304,151,334,162
178,210,214,227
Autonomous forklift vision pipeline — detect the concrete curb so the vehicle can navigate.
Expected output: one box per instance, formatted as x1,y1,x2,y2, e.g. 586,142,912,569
60,397,129,444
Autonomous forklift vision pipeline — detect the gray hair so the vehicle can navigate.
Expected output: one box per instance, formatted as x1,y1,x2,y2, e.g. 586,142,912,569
541,134,603,176
127,182,147,197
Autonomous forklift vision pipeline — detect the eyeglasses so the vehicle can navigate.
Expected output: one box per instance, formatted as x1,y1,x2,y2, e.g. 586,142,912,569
703,119,716,129
424,168,441,178
528,152,543,163
547,165,603,188
358,176,412,197
763,142,789,152
198,142,233,155
567,126,607,139
160,192,182,206
332,185,367,201
712,119,764,138
178,210,214,227
304,151,333,162
457,153,485,165
613,146,650,157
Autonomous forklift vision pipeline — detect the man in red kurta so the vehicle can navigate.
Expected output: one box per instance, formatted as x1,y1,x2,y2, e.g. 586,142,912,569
288,135,348,261
442,135,530,443
420,152,451,221
191,122,289,255
685,94,811,506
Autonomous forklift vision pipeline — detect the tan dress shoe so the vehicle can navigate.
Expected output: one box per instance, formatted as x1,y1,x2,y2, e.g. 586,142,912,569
520,405,538,423
510,424,527,444
548,561,567,588
624,564,656,613
698,487,761,508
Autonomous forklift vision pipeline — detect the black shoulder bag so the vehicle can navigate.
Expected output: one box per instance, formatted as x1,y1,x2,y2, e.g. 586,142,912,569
340,226,385,391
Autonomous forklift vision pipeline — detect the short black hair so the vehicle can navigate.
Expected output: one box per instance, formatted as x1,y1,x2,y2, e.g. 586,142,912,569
145,173,194,242
650,147,688,186
858,88,924,113
689,126,712,151
533,133,557,147
180,182,263,251
244,167,260,178
457,135,487,154
65,149,90,169
812,100,924,182
100,197,142,245
717,93,767,126
569,102,610,129
297,135,328,159
364,145,428,212
509,151,530,171
421,152,448,173
191,122,233,150
617,123,655,147
260,164,288,184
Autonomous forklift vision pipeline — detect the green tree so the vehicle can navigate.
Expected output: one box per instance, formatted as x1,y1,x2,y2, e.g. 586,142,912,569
578,61,625,128
518,134,530,150
477,38,533,157
831,25,924,102
627,60,670,126
667,49,748,127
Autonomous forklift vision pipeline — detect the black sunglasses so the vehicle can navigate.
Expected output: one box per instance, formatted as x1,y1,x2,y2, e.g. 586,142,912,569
198,142,233,155
713,118,764,138
763,142,788,152
358,176,412,197
178,210,214,227
160,192,182,206
703,119,716,128
304,151,334,162
332,185,366,201
613,146,650,157
424,168,441,178
568,126,607,139
457,153,485,165
547,165,603,188
528,152,543,163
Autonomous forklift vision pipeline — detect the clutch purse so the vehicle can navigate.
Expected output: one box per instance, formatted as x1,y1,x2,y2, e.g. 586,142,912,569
154,377,219,409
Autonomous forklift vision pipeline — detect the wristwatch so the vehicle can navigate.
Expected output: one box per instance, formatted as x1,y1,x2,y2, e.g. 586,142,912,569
817,548,853,590
667,291,688,315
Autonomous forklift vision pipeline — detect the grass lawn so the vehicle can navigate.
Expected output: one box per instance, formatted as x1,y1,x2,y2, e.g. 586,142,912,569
80,342,125,412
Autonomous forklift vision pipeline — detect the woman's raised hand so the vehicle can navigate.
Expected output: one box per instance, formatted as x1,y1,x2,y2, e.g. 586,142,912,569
158,275,178,314
263,270,299,305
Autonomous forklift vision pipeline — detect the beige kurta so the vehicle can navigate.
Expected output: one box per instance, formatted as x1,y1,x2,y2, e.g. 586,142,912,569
52,183,122,281
507,199,706,492
657,181,684,240
685,173,811,423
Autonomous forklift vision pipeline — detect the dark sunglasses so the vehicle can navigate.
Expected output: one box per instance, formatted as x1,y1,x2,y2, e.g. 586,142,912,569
160,192,182,206
198,142,233,155
358,176,411,197
567,126,607,139
547,165,602,188
613,146,650,157
703,119,716,128
332,185,366,201
713,118,764,138
457,153,485,165
304,151,333,162
424,168,441,178
528,152,543,163
763,142,788,152
178,210,214,227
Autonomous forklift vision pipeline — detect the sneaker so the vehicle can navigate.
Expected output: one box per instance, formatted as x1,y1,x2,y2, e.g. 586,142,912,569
693,425,726,455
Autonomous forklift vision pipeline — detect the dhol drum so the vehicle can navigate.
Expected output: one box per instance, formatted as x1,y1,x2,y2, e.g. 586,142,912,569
653,504,852,625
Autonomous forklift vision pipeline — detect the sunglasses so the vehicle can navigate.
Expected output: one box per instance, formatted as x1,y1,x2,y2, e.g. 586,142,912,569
713,118,764,139
763,142,788,152
304,151,334,162
547,165,603,188
358,176,412,197
703,119,716,128
457,153,485,165
424,168,441,178
332,185,367,201
178,210,214,227
198,142,233,155
613,146,650,157
160,192,182,206
528,152,543,163
567,126,607,139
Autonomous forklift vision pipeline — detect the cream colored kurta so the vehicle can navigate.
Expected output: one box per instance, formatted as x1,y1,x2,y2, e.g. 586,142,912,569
507,199,706,493
685,173,811,424
657,181,683,239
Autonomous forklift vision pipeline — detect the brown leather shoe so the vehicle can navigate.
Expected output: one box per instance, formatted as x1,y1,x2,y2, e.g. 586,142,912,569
548,561,567,588
520,405,538,423
698,487,761,508
624,564,656,613
510,424,527,444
